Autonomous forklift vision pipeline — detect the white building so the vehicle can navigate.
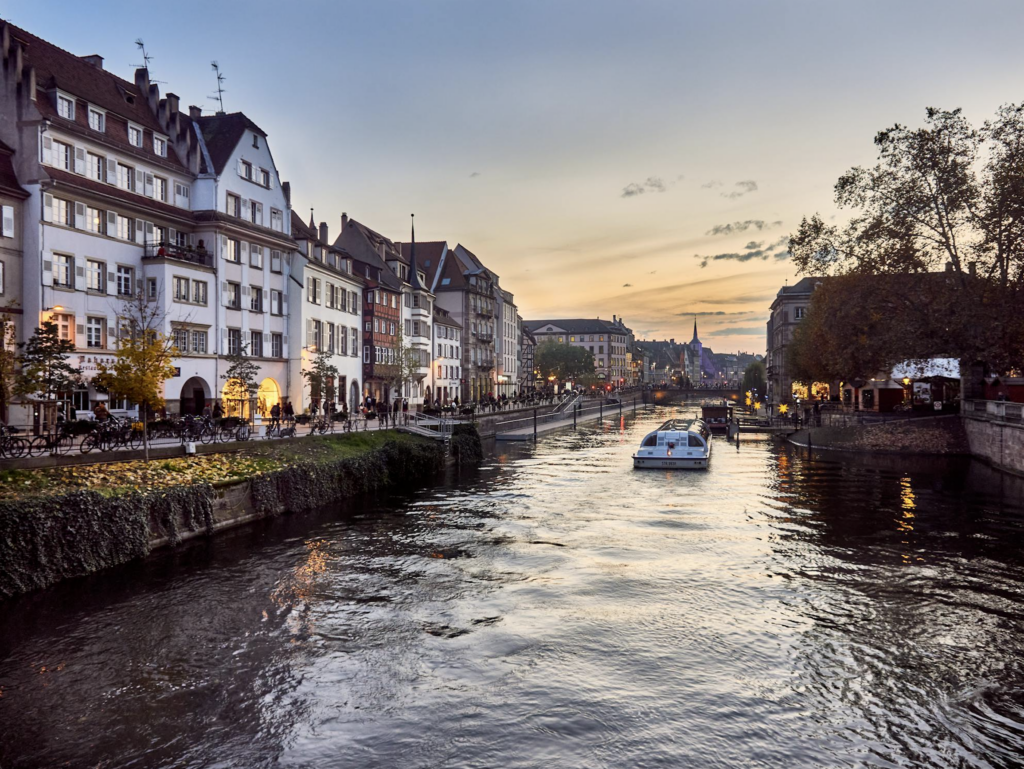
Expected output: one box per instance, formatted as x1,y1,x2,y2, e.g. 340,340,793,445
189,109,296,417
0,23,210,425
289,213,364,412
496,287,519,397
431,307,462,405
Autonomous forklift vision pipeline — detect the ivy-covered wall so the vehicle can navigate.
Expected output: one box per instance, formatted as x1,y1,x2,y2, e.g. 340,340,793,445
0,436,450,601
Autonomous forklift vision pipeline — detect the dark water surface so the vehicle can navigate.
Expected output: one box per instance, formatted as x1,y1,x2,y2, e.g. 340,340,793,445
2,406,1024,768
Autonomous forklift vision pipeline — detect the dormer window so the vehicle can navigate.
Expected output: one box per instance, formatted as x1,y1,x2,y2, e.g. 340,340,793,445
260,169,269,187
154,135,167,157
57,93,75,120
128,123,143,148
88,107,105,132
252,134,259,149
241,160,253,180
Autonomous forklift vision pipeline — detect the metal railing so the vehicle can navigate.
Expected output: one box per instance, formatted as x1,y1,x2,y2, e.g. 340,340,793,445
963,399,1024,424
494,396,633,436
143,241,214,268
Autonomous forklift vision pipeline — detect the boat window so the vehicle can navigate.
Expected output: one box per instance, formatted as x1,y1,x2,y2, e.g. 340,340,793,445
688,434,704,447
642,434,658,447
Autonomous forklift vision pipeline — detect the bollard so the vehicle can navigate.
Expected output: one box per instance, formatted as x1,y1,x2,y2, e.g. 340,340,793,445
533,408,538,441
573,404,577,429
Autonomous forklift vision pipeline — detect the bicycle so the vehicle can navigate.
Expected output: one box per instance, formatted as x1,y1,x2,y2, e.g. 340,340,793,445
0,423,28,458
265,419,296,439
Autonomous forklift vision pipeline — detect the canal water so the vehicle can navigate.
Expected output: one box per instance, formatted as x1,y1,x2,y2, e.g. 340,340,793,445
2,406,1024,768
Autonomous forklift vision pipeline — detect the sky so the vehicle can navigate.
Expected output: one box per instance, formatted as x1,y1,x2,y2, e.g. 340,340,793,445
10,0,1024,353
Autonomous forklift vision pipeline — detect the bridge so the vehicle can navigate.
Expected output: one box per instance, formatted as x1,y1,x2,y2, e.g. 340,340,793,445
646,388,742,405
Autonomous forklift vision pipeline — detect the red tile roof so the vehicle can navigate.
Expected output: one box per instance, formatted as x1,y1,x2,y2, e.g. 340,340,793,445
195,112,266,175
43,167,193,224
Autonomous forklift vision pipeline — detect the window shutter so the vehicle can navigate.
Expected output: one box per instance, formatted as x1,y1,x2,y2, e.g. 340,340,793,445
106,211,118,234
43,193,54,222
74,202,86,229
237,158,244,177
106,157,117,184
242,285,250,298
306,319,313,348
282,296,288,316
315,280,322,305
221,329,228,354
263,332,270,345
168,227,176,246
107,271,116,295
262,289,267,306
221,281,229,306
240,241,248,263
135,219,144,245
74,146,86,174
241,198,250,220
41,135,53,165
144,172,154,198
76,323,86,338
1,206,13,238
74,263,86,291
221,234,228,252
145,221,154,243
42,258,53,287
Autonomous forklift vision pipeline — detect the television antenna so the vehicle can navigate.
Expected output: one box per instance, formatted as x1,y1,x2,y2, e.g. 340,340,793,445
132,38,165,83
210,61,226,113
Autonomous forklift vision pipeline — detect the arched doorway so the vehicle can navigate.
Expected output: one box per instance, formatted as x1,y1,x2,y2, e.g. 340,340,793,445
257,378,281,417
180,376,211,416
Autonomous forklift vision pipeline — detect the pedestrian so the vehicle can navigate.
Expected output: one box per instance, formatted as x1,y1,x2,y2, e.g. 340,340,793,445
380,407,388,429
393,398,400,423
213,402,223,420
202,402,212,419
93,401,110,422
270,402,281,430
402,398,409,424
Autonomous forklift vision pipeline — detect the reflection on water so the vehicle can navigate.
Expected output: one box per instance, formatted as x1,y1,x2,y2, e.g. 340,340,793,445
1,406,1023,768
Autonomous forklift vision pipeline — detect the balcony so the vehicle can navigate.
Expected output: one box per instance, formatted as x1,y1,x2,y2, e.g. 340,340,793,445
143,241,214,269
475,330,494,343
476,305,494,318
477,360,495,371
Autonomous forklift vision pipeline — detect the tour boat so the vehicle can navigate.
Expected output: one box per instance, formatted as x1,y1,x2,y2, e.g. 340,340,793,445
700,399,733,434
632,419,712,469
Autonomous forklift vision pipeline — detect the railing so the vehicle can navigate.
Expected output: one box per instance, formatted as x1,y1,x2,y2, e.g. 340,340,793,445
477,360,495,370
493,395,632,435
475,331,494,342
407,412,455,439
143,241,214,268
963,399,1024,424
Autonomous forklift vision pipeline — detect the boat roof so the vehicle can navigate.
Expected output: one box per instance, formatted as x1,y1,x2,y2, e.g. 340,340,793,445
652,419,705,433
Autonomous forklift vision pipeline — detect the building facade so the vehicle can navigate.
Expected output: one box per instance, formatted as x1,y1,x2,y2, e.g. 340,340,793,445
431,307,462,405
523,316,634,385
766,276,822,405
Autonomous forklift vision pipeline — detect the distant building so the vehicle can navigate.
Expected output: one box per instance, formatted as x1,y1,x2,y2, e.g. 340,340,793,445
520,325,537,390
431,306,462,405
524,316,633,385
766,276,823,404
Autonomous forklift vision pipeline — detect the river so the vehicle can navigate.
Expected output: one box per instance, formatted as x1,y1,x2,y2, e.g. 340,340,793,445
2,406,1023,768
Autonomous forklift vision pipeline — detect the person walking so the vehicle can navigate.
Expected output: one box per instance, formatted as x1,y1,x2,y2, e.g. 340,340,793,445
213,401,223,420
93,401,110,423
402,398,409,425
270,402,281,431
283,400,294,426
393,398,400,425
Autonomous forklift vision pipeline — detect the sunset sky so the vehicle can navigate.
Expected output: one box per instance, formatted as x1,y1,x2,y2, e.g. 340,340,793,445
12,0,1024,352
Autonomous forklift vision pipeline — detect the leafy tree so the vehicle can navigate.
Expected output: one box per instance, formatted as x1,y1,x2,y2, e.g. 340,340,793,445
742,360,766,398
221,344,260,419
535,341,595,382
16,320,81,405
94,290,178,460
381,328,424,406
302,349,340,404
0,309,17,423
789,105,1024,373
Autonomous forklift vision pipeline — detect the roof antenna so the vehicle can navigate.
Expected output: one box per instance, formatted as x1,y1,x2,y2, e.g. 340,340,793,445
133,39,164,83
209,61,226,114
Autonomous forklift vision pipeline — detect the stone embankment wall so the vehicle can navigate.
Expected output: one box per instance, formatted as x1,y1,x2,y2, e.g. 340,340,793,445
0,437,449,601
788,416,969,455
963,418,1024,476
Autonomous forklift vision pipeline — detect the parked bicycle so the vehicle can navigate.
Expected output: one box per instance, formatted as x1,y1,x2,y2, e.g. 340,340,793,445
0,423,28,458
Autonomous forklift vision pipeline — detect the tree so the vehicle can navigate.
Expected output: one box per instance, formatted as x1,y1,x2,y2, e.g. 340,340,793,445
742,360,766,398
16,320,81,411
221,344,260,419
302,349,340,404
94,290,178,461
534,341,596,383
382,328,423,405
789,105,1024,373
0,309,18,423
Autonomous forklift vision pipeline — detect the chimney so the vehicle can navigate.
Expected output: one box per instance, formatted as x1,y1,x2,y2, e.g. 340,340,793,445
341,212,349,230
82,54,103,69
189,104,202,120
164,93,179,116
319,222,328,244
134,67,149,95
282,181,291,205
379,243,386,259
670,338,675,344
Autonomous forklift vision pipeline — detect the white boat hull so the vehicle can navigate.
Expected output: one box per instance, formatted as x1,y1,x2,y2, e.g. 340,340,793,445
632,455,708,469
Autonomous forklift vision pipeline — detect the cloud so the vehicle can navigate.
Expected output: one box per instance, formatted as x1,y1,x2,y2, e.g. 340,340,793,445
705,220,778,236
469,171,480,178
703,326,766,337
674,311,756,317
622,283,633,287
721,180,759,199
621,176,666,198
744,241,762,250
701,180,723,189
696,242,794,268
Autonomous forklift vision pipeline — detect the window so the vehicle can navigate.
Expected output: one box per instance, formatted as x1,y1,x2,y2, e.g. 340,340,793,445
117,265,133,296
85,206,103,234
307,276,321,304
339,325,348,355
87,317,106,348
250,201,262,225
270,289,283,315
117,164,135,192
88,108,104,132
252,134,259,149
312,320,322,350
128,124,143,147
270,250,282,272
87,152,104,181
272,333,283,358
250,331,263,357
154,225,167,244
351,328,358,356
260,169,270,187
50,141,71,171
363,346,370,363
86,259,105,292
192,330,207,354
225,239,240,263
57,94,74,120
54,313,73,343
250,286,263,312
227,328,241,356
227,194,241,217
174,183,190,208
325,283,335,309
193,281,208,305
53,254,73,287
249,244,263,268
326,323,335,353
115,215,133,241
241,161,253,180
173,327,189,352
374,318,379,333
795,307,807,320
270,209,283,232
154,136,167,157
173,276,190,301
146,278,157,299
154,176,167,202
226,282,241,309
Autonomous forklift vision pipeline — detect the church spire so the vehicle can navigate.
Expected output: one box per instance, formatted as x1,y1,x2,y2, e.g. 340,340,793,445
308,207,315,232
691,315,699,344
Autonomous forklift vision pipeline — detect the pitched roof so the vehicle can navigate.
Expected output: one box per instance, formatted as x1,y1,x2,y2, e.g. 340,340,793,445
290,209,317,241
194,112,266,175
433,307,461,328
400,240,446,275
0,141,28,200
8,23,166,134
44,167,193,223
524,318,625,335
333,218,403,291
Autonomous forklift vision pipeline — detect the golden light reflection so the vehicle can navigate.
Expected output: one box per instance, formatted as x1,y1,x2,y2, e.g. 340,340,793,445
898,476,916,534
